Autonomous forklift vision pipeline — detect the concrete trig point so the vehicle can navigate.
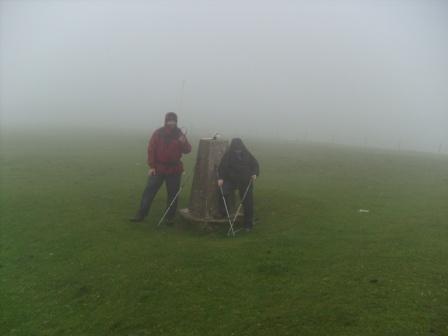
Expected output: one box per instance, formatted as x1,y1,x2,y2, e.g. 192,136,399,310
179,137,238,228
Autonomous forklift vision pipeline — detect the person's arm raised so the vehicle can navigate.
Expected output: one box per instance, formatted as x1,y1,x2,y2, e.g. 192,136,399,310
179,134,192,154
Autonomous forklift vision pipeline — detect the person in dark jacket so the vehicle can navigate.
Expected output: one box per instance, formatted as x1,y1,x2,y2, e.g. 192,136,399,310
131,112,192,224
217,138,259,231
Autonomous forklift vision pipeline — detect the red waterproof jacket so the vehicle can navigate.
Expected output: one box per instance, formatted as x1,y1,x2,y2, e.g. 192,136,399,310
147,127,192,175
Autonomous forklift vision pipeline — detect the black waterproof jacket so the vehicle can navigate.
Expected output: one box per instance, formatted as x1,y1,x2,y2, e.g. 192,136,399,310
218,147,259,183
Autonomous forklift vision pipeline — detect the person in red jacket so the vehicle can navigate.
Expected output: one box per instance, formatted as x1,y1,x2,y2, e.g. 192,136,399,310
131,112,192,224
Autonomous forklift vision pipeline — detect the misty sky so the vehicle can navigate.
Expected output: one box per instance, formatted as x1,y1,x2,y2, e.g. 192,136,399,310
1,0,447,152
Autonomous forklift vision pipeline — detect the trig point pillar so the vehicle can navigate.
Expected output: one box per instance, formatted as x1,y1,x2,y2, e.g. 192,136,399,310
179,138,235,226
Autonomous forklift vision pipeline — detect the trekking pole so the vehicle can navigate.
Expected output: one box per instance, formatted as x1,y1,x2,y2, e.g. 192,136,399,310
218,184,235,237
215,169,235,237
228,178,253,235
157,172,190,226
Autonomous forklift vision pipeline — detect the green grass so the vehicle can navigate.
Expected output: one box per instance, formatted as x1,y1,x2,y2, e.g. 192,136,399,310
1,129,448,335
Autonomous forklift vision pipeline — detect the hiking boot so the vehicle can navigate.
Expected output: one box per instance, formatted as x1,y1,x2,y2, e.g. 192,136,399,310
165,218,175,226
130,213,144,222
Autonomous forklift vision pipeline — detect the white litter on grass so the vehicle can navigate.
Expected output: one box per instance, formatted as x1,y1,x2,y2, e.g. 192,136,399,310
358,209,370,213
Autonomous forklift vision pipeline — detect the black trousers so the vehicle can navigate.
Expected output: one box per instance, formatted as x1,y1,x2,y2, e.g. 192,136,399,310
219,179,254,229
138,173,181,220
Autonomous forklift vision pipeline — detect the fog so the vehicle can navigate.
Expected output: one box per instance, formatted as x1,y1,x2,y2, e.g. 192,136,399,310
1,0,447,152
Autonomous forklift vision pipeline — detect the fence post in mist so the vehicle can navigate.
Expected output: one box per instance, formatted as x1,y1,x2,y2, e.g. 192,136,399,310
177,79,186,114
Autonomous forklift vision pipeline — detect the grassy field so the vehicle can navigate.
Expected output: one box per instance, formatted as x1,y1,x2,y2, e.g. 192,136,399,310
1,129,448,336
